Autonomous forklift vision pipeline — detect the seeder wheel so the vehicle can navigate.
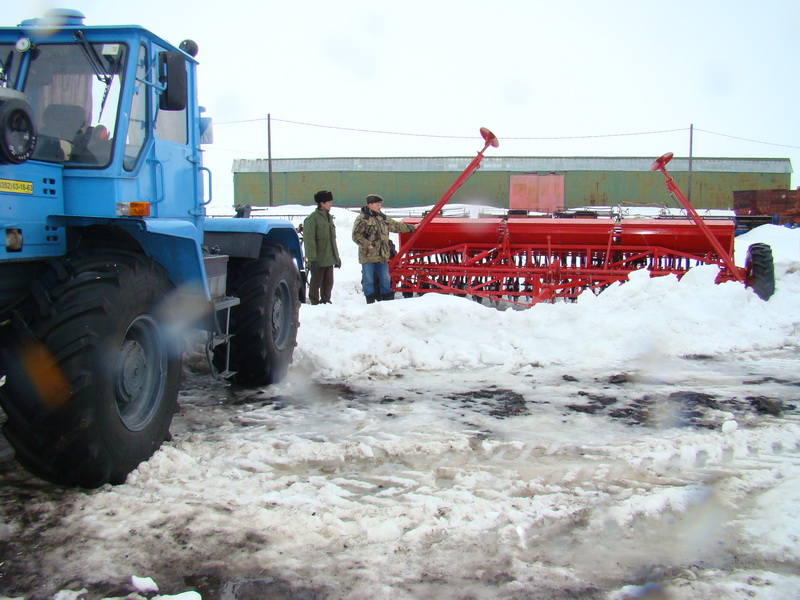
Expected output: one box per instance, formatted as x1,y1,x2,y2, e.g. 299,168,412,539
745,243,775,300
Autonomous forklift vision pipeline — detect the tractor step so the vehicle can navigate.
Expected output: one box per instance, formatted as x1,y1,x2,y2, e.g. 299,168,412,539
213,296,241,312
208,295,241,380
209,333,233,348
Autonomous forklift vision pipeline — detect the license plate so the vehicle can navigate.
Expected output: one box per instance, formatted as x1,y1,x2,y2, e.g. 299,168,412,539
0,179,34,194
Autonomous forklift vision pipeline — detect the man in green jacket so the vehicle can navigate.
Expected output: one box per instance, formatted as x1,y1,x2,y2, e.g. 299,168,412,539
303,190,341,304
351,193,415,303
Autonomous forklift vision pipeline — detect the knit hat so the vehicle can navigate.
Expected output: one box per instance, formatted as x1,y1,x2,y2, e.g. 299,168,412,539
314,190,333,203
366,194,384,204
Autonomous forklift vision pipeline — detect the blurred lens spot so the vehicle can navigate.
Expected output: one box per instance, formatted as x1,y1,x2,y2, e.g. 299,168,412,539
21,341,70,409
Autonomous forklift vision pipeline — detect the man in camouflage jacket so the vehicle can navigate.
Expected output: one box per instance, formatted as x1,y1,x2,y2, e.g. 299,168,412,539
303,190,341,304
351,193,415,303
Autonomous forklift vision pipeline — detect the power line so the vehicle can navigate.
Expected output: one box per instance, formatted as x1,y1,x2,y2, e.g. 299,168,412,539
215,118,269,125
694,128,800,150
505,128,689,141
213,117,797,149
216,117,477,139
216,117,687,140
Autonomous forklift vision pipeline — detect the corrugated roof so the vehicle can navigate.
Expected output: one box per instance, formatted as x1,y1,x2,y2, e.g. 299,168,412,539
232,156,792,174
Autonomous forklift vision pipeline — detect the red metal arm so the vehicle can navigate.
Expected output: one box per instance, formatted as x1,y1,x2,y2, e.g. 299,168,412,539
389,127,499,269
650,152,744,282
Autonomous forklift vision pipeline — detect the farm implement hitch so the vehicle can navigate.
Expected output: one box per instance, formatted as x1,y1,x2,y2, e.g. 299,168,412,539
389,135,763,307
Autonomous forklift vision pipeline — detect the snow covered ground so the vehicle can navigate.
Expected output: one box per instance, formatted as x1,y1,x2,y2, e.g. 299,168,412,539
1,206,799,600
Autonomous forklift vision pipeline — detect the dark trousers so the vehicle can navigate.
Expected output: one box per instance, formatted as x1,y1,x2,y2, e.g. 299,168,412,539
309,265,334,304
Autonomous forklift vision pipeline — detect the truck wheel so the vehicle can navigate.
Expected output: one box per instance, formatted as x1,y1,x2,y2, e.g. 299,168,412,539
215,244,300,385
745,242,775,300
0,250,181,487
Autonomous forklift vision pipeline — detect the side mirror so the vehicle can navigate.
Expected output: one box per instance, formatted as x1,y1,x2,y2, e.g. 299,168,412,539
158,51,187,111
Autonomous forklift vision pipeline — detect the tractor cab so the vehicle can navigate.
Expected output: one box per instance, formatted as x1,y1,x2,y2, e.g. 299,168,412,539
0,9,208,228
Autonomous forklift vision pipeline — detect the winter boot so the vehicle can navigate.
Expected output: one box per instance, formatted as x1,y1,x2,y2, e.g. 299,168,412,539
381,293,395,301
366,294,377,304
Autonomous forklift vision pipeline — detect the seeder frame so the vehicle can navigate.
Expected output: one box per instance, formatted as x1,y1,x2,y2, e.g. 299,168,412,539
389,131,751,307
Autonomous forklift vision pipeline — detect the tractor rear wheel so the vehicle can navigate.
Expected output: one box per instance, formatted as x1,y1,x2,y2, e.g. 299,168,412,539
214,244,300,385
745,242,775,300
0,250,182,487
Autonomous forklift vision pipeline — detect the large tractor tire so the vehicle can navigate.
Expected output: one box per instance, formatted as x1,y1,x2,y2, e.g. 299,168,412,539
745,243,775,301
214,244,301,385
0,250,182,487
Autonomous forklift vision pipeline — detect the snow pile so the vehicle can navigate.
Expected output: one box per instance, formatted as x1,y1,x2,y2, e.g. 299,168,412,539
294,206,800,382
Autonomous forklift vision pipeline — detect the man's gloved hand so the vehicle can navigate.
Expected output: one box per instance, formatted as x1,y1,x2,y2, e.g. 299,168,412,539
309,261,319,274
335,260,341,269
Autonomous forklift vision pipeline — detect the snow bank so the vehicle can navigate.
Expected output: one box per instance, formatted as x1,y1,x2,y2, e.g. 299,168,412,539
295,215,800,381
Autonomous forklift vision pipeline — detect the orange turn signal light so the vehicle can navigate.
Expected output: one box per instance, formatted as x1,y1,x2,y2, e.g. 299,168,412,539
116,202,151,217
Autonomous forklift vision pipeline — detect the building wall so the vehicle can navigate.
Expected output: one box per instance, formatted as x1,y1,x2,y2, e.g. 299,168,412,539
565,171,789,210
234,170,510,208
233,163,791,211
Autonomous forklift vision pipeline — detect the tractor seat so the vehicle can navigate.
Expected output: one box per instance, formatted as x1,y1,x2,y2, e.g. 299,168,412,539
39,104,86,141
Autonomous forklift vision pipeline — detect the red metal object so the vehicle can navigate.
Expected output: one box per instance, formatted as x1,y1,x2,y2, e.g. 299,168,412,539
649,153,744,283
390,143,746,306
389,127,499,273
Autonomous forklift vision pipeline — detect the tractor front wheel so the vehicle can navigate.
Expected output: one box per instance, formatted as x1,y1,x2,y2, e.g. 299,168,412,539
0,250,182,487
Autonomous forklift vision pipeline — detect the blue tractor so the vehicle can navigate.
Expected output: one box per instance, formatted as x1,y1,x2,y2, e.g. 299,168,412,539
0,10,305,487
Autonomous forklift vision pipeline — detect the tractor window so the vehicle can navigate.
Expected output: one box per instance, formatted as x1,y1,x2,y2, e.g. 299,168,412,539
123,45,148,171
23,42,125,167
155,102,187,145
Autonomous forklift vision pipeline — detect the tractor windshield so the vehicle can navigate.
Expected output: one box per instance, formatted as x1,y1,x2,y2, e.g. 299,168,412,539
21,41,127,167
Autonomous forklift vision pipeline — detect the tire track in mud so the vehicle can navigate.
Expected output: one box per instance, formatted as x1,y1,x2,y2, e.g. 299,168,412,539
165,363,800,594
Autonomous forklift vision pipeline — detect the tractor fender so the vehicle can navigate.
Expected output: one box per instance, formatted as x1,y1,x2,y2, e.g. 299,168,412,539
46,215,209,300
203,217,303,269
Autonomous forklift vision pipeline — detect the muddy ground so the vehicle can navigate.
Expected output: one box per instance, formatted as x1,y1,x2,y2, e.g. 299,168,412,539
1,349,799,600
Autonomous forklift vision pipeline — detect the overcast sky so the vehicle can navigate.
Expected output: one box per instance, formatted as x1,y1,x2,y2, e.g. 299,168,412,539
8,0,800,210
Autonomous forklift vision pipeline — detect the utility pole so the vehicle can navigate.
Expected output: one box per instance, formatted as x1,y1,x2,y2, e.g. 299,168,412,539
268,113,274,206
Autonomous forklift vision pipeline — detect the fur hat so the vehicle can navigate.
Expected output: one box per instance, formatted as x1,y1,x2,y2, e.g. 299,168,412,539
366,194,384,205
314,190,333,204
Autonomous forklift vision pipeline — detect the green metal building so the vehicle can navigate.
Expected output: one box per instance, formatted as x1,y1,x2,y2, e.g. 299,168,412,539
232,156,792,211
